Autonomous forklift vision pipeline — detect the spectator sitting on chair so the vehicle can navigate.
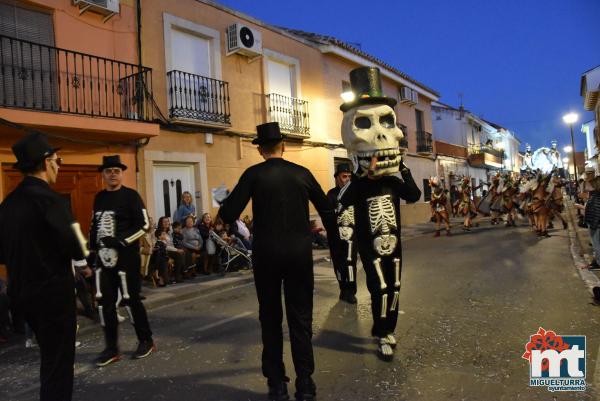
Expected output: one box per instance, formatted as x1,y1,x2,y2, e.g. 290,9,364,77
232,218,252,250
215,218,248,253
197,213,216,274
310,220,328,249
156,217,185,283
173,191,196,225
182,216,203,276
152,231,169,287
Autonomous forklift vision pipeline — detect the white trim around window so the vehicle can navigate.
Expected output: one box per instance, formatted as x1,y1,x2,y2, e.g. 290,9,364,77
162,13,222,80
262,48,302,99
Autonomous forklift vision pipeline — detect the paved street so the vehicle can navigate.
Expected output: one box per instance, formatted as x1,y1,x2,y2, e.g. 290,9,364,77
1,220,599,401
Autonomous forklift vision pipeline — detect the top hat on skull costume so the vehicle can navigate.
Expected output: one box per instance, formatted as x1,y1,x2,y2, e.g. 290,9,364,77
340,67,397,112
334,163,352,177
12,132,60,171
252,122,286,145
98,155,128,172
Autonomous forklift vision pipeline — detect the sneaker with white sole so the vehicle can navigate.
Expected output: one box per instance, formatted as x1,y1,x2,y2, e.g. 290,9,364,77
95,348,121,367
132,340,156,359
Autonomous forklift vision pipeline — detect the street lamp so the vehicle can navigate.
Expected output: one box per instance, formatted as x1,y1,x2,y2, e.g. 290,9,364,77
562,112,579,180
563,145,573,153
340,91,355,103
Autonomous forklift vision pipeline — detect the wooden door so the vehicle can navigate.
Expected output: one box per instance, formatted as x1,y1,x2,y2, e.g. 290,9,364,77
2,165,103,236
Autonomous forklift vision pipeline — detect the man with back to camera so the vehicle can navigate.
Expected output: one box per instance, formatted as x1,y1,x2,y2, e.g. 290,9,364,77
327,163,359,304
218,122,335,401
0,133,89,401
89,155,154,366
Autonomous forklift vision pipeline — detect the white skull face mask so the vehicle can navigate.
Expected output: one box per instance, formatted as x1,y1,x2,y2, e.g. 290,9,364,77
341,104,404,177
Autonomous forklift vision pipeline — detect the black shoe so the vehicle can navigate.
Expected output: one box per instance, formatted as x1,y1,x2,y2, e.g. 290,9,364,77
295,377,316,401
588,261,600,271
94,348,121,367
268,382,290,401
132,340,156,359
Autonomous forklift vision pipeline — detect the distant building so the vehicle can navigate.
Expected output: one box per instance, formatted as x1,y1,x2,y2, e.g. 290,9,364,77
581,64,600,174
432,101,520,198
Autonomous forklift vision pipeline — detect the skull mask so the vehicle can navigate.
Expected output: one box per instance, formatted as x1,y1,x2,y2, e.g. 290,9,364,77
341,104,404,177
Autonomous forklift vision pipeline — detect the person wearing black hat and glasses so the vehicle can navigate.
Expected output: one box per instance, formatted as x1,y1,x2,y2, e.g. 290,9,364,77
218,122,335,401
327,163,358,304
0,133,89,401
89,155,154,366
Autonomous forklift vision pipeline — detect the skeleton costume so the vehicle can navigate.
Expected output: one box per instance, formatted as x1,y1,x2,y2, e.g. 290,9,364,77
0,133,89,401
339,67,421,361
90,156,153,361
327,163,358,303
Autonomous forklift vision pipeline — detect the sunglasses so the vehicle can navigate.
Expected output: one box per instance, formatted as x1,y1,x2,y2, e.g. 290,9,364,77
46,157,63,166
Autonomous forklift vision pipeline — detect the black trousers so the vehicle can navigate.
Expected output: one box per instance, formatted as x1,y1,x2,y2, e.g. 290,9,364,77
361,253,402,337
252,250,315,386
98,261,153,351
23,282,76,401
330,237,358,294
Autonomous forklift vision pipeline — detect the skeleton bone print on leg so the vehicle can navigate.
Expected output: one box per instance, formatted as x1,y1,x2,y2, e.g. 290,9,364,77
96,211,118,268
337,206,355,262
367,194,398,256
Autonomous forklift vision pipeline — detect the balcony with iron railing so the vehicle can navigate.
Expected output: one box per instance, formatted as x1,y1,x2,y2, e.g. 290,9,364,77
416,130,433,153
166,70,230,126
266,93,309,138
0,34,153,122
467,143,504,168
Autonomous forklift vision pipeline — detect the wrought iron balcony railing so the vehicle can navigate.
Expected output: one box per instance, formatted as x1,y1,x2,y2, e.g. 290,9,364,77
468,144,504,158
0,34,153,121
416,130,433,153
167,70,230,125
266,93,309,137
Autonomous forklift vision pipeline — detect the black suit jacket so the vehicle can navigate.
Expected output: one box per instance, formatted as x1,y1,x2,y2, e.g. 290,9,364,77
218,158,335,260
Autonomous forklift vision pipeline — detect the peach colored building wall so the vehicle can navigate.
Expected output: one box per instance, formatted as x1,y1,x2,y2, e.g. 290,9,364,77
0,0,157,198
139,0,438,223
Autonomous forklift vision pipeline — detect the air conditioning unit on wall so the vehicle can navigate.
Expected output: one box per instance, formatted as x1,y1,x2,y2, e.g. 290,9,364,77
399,86,418,106
226,23,263,57
73,0,119,22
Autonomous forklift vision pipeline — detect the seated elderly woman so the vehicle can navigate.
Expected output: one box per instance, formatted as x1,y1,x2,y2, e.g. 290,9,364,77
182,216,203,275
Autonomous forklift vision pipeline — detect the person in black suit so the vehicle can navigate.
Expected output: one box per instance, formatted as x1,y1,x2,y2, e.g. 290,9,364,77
218,122,335,401
326,163,358,304
0,133,88,401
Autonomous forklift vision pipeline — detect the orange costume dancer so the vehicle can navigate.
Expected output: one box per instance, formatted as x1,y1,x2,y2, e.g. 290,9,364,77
429,177,451,237
456,177,478,231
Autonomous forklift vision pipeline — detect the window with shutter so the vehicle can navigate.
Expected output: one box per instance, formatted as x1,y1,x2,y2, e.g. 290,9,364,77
0,1,57,110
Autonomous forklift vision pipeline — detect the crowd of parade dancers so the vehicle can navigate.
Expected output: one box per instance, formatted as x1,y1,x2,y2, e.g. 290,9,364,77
429,169,567,237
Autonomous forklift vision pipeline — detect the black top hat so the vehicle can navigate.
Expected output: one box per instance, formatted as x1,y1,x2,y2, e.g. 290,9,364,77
334,163,352,177
252,122,285,145
12,133,60,171
340,67,397,112
98,155,128,172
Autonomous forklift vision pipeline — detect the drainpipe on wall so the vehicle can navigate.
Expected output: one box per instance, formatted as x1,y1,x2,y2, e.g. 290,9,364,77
135,0,143,189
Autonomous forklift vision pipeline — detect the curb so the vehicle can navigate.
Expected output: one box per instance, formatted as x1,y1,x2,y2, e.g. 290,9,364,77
564,202,600,295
